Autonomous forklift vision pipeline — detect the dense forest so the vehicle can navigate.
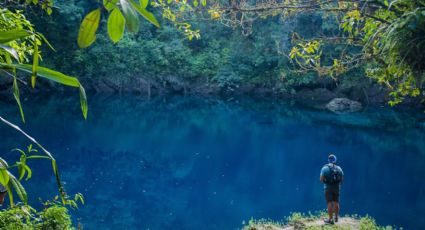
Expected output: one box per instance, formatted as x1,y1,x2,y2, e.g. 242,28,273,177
31,1,327,95
1,0,423,106
1,0,425,229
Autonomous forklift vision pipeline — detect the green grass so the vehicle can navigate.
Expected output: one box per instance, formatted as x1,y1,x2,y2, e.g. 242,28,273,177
242,212,397,230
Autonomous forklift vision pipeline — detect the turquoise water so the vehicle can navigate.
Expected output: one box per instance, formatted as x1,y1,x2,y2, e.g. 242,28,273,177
1,94,425,229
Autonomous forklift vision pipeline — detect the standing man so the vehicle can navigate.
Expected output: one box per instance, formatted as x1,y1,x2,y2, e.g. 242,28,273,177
320,154,343,224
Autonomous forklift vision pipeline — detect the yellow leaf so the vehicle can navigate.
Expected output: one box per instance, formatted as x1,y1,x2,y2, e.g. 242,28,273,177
77,8,102,48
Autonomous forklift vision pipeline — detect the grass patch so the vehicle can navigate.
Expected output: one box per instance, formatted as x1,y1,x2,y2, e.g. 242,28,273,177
242,212,397,230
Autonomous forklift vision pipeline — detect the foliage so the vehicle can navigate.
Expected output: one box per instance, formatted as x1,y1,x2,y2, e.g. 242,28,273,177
0,117,83,208
35,4,301,93
0,144,60,206
36,205,73,230
216,0,425,105
0,204,74,230
0,6,87,120
77,0,211,48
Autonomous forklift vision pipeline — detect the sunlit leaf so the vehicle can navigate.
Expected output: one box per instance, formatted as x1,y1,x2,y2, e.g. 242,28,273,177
24,165,32,181
26,155,51,160
77,8,102,48
140,0,149,9
0,169,9,188
0,157,10,188
0,45,19,61
120,0,140,33
0,29,32,43
12,148,26,156
0,63,88,119
36,33,56,51
128,0,160,28
13,74,25,123
9,173,27,204
32,42,39,88
5,64,80,87
75,193,85,205
108,8,126,43
52,160,66,204
103,0,119,11
79,85,88,119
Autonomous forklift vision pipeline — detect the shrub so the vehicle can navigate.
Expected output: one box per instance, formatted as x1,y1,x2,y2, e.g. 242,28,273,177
0,204,74,230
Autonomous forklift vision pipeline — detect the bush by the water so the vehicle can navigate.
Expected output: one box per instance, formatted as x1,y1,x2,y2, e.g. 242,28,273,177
0,204,74,230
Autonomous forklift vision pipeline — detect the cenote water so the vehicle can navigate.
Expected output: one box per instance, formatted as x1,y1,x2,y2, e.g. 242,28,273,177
0,94,424,229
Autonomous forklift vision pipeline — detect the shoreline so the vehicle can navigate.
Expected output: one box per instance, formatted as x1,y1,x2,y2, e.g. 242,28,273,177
242,213,396,230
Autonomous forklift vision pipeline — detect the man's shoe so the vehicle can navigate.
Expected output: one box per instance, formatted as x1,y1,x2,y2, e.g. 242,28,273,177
334,216,338,223
324,218,334,225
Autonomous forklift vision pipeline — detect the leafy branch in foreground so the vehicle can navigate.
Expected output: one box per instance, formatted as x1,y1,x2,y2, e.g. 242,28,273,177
0,116,68,205
0,8,88,120
78,0,161,48
78,0,211,48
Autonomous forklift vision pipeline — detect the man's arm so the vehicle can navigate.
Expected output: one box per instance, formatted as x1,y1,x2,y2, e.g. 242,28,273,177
320,167,326,183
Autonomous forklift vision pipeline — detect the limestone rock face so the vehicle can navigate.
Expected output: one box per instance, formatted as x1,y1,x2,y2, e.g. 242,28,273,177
326,98,362,113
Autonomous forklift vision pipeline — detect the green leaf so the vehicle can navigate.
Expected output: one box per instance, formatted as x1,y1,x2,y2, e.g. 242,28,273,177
26,155,51,160
75,193,85,205
9,174,27,204
0,158,9,168
51,160,66,204
0,157,10,187
0,169,9,188
79,85,88,119
120,0,140,33
103,0,119,11
18,163,26,181
36,33,56,51
24,165,32,181
77,8,102,48
108,8,126,43
7,64,81,87
0,63,89,119
0,29,32,44
0,45,19,61
140,0,149,9
32,42,39,88
12,148,26,156
13,74,25,123
201,0,206,7
128,0,160,28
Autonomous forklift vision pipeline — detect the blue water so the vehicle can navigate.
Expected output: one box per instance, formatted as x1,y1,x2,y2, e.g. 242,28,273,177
1,94,425,229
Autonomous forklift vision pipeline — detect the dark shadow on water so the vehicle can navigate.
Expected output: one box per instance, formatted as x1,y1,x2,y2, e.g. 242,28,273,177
0,94,425,229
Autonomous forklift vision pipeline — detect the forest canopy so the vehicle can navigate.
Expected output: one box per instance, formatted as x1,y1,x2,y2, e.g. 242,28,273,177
0,0,424,106
214,0,425,105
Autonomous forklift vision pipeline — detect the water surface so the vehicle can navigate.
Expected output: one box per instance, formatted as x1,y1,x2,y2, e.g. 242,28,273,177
0,94,424,229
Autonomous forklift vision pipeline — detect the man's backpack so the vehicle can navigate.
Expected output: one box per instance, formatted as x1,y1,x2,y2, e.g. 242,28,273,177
326,164,342,184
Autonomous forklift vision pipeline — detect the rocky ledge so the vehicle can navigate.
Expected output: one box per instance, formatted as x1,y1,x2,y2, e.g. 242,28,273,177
242,214,392,230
